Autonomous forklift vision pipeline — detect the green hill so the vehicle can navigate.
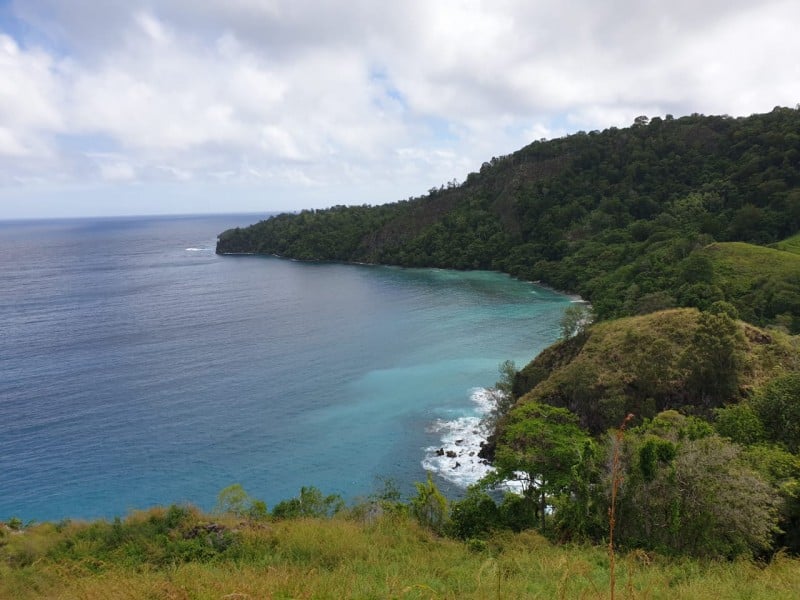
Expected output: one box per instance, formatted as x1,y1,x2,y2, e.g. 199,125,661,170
218,107,800,329
699,242,800,329
508,308,799,435
771,231,800,254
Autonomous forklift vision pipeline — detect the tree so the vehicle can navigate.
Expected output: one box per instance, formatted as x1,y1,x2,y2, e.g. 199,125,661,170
214,484,269,520
214,484,251,517
410,473,448,534
482,360,517,432
551,437,605,541
490,402,591,531
752,373,800,452
614,414,780,558
714,403,764,445
683,310,744,404
447,486,500,539
744,443,800,553
559,304,593,340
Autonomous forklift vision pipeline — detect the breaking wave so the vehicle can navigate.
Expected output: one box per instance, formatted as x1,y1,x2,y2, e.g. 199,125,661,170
421,388,499,487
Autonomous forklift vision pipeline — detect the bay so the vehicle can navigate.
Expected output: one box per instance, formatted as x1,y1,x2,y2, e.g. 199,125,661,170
0,214,570,522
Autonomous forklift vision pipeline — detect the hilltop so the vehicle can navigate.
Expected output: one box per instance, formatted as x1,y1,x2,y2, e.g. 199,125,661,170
507,308,799,435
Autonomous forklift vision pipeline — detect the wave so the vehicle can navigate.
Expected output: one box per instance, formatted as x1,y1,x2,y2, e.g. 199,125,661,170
420,388,519,493
185,247,206,252
422,388,527,494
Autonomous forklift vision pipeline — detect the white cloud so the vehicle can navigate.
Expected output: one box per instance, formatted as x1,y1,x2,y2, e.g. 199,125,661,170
0,34,63,156
99,160,136,182
1,0,799,217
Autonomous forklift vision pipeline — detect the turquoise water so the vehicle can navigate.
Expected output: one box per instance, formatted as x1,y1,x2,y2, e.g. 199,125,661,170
0,214,570,522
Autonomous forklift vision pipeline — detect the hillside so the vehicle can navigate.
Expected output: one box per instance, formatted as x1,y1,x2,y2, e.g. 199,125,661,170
771,231,800,254
218,107,800,330
508,308,799,435
700,242,800,328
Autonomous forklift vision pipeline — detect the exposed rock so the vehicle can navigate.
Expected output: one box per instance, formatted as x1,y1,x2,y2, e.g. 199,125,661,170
744,325,772,345
184,522,228,543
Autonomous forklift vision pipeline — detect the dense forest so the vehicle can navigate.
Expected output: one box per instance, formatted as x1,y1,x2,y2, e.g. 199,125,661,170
215,107,800,560
218,106,800,331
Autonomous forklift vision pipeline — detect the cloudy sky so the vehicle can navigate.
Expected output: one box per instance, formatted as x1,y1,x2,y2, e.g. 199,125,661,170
1,0,799,219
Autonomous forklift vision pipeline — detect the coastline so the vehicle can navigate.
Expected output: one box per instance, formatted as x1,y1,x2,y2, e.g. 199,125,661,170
217,247,585,304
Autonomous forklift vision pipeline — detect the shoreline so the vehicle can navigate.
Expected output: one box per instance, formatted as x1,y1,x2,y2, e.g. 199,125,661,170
216,249,585,303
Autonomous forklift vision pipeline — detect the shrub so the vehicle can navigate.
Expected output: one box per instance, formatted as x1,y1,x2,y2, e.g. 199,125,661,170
272,487,344,519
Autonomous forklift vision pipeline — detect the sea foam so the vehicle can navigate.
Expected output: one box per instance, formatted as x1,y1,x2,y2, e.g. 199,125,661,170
422,388,528,494
421,388,498,487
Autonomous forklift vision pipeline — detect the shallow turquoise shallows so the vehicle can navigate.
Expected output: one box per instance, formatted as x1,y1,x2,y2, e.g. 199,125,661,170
0,214,571,521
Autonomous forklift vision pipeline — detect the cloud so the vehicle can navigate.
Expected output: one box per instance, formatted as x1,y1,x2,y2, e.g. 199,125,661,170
0,34,62,156
1,0,799,216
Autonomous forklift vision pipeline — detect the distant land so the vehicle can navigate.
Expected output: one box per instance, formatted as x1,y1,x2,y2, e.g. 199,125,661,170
218,106,800,332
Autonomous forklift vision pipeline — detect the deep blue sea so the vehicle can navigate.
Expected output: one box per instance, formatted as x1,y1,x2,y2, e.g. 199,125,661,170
0,214,571,522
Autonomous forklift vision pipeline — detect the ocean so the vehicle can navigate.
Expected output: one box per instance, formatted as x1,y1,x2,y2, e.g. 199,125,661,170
0,214,570,522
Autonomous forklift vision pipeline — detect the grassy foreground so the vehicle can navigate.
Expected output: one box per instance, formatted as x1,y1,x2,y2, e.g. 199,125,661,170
3,507,800,599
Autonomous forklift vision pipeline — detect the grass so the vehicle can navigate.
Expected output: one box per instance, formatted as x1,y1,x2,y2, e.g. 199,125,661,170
3,509,800,599
701,242,800,297
770,232,800,255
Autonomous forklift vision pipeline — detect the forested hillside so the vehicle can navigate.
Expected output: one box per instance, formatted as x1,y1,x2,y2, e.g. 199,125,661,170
218,106,800,330
215,106,800,560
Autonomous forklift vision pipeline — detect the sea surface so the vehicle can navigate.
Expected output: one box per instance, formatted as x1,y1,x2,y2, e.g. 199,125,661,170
0,214,571,522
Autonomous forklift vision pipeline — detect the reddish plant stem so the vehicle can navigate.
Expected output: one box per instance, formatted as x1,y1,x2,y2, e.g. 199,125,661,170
609,413,634,600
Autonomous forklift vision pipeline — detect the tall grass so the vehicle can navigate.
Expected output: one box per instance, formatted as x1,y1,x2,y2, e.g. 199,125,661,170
3,507,800,599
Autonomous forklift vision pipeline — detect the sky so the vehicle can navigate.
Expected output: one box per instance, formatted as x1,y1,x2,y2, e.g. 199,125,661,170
1,0,799,219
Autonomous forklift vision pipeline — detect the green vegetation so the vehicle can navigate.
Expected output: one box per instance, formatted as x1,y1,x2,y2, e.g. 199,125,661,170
218,107,800,331
771,231,800,255
488,402,591,531
699,242,800,330
4,489,800,599
475,309,800,560
505,309,795,435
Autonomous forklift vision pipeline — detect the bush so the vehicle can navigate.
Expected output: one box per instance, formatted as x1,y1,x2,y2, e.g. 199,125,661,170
272,487,344,519
214,484,268,520
447,487,500,539
410,474,448,534
752,373,800,452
